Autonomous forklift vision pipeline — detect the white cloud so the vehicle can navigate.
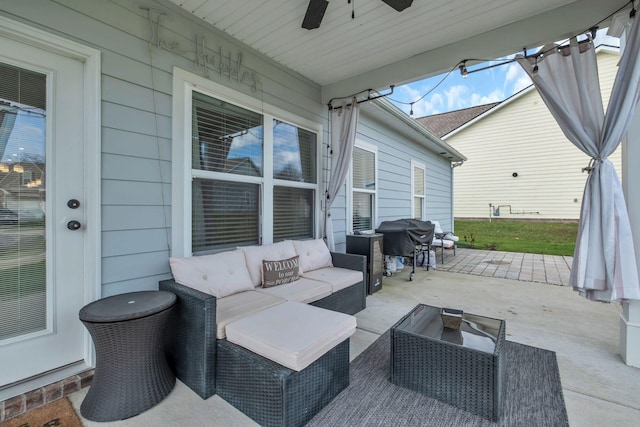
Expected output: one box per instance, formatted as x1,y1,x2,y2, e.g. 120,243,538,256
504,63,522,84
470,88,505,106
504,63,532,96
511,75,532,94
395,84,450,117
430,93,444,111
444,85,470,110
412,93,445,117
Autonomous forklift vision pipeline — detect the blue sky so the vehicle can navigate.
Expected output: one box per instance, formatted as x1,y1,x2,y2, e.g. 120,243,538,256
390,30,621,118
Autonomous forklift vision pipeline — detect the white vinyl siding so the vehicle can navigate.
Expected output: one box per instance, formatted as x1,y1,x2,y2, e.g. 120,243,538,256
447,49,622,221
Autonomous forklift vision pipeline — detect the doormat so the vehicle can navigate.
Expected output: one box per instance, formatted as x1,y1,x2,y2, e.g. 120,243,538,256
0,398,83,427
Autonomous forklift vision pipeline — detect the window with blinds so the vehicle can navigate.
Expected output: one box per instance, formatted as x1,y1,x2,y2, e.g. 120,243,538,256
413,164,425,220
192,179,260,253
192,92,263,176
273,186,314,241
273,120,316,183
190,90,317,253
272,119,316,241
352,146,376,232
0,62,47,340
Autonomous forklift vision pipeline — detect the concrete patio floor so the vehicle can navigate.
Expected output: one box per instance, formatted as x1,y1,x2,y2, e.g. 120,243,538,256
67,248,640,426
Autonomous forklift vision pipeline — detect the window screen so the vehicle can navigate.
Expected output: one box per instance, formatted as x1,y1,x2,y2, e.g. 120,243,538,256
192,179,260,253
273,186,314,241
413,165,425,219
352,146,376,231
192,92,263,176
273,120,316,183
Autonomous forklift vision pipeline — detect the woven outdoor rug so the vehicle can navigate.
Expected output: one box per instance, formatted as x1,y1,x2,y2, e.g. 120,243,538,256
307,331,569,427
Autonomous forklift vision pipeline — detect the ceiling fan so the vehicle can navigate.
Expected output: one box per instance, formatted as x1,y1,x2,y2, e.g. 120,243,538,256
302,0,414,30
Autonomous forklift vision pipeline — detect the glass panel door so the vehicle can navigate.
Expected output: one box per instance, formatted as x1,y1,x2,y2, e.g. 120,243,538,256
0,24,89,391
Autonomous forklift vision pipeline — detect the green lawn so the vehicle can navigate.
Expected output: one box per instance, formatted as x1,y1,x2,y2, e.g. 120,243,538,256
453,220,577,256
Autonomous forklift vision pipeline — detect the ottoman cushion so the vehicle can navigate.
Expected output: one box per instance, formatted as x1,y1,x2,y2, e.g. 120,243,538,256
225,301,356,371
216,291,286,339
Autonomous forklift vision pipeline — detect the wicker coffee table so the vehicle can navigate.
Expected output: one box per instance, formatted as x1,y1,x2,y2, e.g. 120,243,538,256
79,291,176,421
390,304,505,421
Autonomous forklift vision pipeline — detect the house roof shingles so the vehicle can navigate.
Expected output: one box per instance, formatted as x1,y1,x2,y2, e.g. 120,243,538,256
416,102,500,138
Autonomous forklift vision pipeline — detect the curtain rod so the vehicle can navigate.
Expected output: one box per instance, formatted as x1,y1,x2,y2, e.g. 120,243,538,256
327,85,395,111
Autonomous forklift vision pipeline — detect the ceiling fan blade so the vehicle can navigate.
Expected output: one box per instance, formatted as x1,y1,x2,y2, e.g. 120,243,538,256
381,0,414,12
302,0,329,30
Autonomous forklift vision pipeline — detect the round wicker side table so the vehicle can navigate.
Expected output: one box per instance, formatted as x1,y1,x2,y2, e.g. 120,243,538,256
79,290,176,422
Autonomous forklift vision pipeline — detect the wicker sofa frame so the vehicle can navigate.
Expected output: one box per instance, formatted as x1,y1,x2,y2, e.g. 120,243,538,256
159,251,366,400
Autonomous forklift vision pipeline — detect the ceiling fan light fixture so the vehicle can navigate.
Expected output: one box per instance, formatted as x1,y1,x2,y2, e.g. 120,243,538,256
381,0,414,12
302,0,329,30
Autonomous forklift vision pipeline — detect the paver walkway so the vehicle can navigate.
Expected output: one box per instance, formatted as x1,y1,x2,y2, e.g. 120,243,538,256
434,247,573,286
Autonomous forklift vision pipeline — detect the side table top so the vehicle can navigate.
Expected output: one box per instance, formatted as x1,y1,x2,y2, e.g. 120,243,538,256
79,291,176,323
392,304,504,354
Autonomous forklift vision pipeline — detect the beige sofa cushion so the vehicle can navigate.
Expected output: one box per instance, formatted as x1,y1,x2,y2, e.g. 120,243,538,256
301,267,363,292
256,277,332,303
169,250,254,298
240,240,298,286
225,301,356,371
293,239,333,273
216,290,286,339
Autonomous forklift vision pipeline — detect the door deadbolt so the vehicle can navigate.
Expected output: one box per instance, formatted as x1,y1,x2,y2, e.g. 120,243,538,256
67,220,81,230
67,199,80,209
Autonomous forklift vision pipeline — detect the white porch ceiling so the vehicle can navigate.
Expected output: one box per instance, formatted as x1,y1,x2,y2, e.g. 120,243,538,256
167,0,630,102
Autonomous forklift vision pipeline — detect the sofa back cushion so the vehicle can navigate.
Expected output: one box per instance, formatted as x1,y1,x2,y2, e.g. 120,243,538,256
240,240,298,287
169,250,254,298
293,239,333,273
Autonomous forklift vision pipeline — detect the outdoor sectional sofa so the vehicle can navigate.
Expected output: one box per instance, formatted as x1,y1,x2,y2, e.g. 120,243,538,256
159,239,366,426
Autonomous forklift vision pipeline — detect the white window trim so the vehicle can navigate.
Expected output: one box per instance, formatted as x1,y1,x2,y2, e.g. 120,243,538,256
172,67,322,256
347,139,378,234
411,160,426,220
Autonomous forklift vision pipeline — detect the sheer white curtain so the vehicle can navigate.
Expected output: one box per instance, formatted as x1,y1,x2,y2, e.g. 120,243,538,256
516,17,640,302
324,99,359,251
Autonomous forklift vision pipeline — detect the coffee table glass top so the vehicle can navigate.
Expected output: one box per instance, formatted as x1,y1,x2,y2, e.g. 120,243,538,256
393,304,502,354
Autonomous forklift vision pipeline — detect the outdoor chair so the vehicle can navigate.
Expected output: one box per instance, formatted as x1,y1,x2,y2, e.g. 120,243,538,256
428,220,458,264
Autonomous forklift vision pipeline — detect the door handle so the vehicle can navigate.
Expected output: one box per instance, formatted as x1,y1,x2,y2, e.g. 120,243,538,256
67,220,81,230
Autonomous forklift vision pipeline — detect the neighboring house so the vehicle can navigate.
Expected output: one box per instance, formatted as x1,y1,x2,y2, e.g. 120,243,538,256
418,46,622,221
0,0,464,398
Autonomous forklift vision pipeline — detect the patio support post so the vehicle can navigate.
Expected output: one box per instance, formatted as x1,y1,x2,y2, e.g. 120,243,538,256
620,107,640,368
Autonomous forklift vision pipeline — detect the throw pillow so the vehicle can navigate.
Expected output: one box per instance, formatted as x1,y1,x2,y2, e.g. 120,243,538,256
262,255,300,288
240,240,298,286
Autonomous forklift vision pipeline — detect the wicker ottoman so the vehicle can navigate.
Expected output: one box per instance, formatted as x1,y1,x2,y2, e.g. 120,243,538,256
390,304,506,421
217,301,355,427
79,291,176,421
